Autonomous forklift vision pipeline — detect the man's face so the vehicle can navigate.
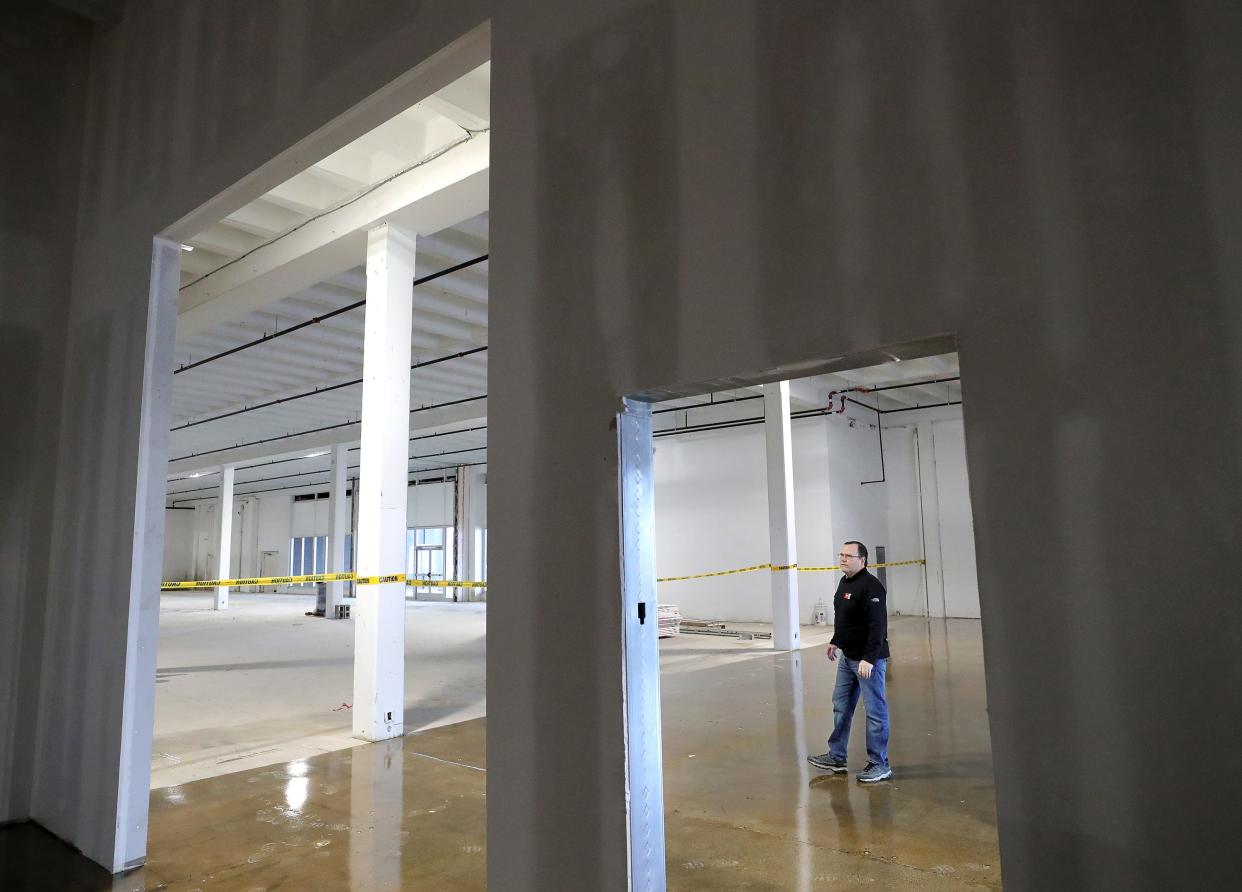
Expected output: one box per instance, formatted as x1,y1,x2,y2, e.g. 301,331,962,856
839,544,864,576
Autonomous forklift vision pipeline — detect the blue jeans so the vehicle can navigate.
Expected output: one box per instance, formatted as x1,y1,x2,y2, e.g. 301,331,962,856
827,656,889,767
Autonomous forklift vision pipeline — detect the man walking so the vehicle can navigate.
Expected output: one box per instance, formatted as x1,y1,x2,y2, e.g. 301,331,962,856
808,541,892,783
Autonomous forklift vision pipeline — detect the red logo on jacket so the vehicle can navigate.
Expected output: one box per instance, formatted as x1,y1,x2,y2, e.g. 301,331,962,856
843,593,851,600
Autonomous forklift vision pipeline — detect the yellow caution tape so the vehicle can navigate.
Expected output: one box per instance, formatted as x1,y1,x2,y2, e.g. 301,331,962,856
160,572,355,590
409,578,489,588
164,560,927,591
160,572,489,591
655,563,774,583
656,559,925,583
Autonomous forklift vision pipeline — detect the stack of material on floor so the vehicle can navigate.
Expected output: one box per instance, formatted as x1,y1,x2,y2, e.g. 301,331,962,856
657,604,681,638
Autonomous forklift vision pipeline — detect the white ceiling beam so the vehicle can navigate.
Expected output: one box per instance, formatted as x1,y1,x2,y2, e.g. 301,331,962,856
187,223,269,258
421,95,489,132
323,118,429,178
177,133,490,339
420,62,490,130
261,167,356,215
167,400,488,477
222,198,304,238
179,246,231,277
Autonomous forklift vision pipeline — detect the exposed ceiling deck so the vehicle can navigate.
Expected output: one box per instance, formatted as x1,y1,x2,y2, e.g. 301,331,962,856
166,63,492,504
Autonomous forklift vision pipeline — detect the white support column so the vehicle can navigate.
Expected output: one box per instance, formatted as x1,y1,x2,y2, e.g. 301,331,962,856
764,381,800,651
353,223,416,742
456,464,488,601
328,442,349,615
215,464,235,610
468,465,488,599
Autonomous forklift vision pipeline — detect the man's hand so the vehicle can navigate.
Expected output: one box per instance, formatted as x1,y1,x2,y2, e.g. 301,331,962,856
858,660,874,679
827,644,839,661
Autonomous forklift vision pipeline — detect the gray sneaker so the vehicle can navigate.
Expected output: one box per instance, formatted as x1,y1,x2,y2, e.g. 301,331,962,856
856,761,893,783
807,753,848,773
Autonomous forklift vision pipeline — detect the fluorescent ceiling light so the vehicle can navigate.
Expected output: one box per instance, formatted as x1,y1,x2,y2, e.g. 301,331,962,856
180,244,194,252
188,472,203,478
305,451,329,458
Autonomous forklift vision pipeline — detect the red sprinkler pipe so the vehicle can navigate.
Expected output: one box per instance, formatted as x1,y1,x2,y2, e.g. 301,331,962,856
826,387,870,414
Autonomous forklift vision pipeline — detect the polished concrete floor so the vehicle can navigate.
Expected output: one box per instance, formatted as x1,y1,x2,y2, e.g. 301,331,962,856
0,616,1000,890
152,594,486,787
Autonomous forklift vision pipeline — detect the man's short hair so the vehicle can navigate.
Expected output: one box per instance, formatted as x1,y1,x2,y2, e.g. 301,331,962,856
845,540,868,564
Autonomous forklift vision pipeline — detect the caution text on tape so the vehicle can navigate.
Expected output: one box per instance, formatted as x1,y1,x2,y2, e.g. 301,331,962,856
161,572,489,591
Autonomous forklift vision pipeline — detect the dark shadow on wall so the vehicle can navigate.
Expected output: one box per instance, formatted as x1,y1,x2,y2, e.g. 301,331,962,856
755,2,1242,889
76,0,427,235
0,2,88,826
0,328,52,824
528,2,681,886
754,2,973,351
0,823,117,892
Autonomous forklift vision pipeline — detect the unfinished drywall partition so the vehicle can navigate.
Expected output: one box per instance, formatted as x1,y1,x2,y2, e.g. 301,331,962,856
30,3,492,872
0,4,90,826
488,3,1242,889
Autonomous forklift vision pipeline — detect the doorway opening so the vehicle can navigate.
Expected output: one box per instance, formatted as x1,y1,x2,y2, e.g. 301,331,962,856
133,22,493,889
620,344,1001,888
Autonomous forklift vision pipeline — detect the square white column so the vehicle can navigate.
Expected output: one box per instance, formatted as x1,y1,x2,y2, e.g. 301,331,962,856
328,442,349,615
353,223,416,741
215,463,235,610
764,382,800,651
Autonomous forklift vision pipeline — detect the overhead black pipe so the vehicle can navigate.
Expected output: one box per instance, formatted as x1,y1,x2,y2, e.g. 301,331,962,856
173,254,489,375
652,393,764,415
167,462,486,506
881,400,963,415
171,345,487,431
865,375,960,394
168,394,486,463
855,398,887,486
653,381,961,440
168,446,488,498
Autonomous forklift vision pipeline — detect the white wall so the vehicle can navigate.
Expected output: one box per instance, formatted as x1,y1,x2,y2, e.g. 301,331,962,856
882,424,929,616
654,424,771,621
164,479,457,585
654,417,835,622
409,479,454,528
256,492,293,578
882,405,980,617
654,400,978,622
160,509,194,581
825,407,889,554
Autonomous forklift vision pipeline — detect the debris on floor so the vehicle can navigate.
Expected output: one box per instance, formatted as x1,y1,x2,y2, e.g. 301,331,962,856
658,604,682,637
678,620,772,640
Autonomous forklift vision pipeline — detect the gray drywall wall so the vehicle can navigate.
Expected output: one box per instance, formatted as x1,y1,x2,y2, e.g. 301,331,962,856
8,0,1242,888
0,4,89,825
487,1,1242,889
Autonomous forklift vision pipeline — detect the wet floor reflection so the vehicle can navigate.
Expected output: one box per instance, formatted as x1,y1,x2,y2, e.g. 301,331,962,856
661,617,1000,889
349,739,404,892
0,617,995,889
